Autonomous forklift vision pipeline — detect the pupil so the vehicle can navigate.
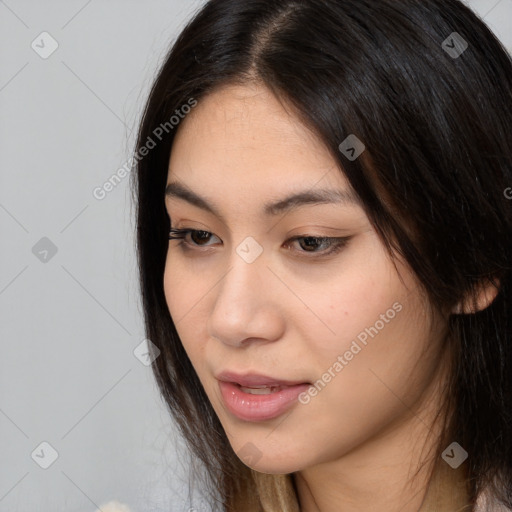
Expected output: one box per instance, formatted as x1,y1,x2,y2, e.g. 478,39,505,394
302,237,319,251
192,230,210,245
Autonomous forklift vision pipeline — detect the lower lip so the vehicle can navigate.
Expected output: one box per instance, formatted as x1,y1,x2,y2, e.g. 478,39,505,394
218,381,311,422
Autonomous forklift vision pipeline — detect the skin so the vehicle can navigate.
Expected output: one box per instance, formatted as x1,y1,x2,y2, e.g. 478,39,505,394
163,82,456,511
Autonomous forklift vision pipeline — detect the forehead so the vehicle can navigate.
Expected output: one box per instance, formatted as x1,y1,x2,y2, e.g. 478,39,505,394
167,83,354,202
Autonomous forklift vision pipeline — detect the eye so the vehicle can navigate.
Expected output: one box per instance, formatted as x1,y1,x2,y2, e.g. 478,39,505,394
284,235,349,256
169,227,351,258
169,228,218,246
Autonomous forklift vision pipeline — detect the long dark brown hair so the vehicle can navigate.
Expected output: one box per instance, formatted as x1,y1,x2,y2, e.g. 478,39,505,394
130,0,512,509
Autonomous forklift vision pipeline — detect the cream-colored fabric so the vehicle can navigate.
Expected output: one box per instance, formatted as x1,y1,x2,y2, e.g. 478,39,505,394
95,463,512,512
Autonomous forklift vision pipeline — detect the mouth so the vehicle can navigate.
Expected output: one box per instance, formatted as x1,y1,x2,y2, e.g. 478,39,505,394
237,384,288,395
216,371,312,422
216,370,311,388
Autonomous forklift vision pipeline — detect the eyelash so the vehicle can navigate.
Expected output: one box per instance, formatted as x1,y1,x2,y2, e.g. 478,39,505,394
168,227,350,258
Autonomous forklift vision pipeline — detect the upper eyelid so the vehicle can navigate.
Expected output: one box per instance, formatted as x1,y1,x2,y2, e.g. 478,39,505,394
169,227,343,239
165,202,364,243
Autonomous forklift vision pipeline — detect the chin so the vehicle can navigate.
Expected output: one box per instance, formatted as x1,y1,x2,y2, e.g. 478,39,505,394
233,442,308,474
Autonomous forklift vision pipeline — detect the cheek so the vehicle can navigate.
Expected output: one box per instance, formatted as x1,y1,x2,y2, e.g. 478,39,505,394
302,241,434,408
306,239,408,359
163,248,209,323
304,264,435,420
163,254,181,317
163,253,208,366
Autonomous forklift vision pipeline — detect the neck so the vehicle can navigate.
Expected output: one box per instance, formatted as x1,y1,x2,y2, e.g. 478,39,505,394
294,424,437,512
294,457,470,512
294,360,467,512
419,458,470,512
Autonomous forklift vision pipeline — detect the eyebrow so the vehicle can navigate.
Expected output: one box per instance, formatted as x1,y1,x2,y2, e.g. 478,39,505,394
165,180,362,218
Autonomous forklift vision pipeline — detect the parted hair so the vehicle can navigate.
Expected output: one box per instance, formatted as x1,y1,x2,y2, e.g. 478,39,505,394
131,0,512,510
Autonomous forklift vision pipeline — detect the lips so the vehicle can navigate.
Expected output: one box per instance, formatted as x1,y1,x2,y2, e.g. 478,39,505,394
216,370,310,388
238,385,284,394
216,371,312,421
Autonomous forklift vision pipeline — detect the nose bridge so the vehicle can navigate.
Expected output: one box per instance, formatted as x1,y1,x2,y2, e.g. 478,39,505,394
207,236,283,346
215,237,268,321
221,234,268,303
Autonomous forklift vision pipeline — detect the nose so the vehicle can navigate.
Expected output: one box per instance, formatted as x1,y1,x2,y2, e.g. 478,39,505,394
206,246,285,348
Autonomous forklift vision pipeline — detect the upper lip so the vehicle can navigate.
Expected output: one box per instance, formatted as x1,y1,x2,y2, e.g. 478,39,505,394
216,371,310,387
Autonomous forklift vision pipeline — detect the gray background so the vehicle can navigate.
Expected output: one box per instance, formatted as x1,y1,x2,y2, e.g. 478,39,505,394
0,1,510,511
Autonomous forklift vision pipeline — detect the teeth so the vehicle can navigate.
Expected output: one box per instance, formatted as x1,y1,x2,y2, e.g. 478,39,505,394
239,385,281,395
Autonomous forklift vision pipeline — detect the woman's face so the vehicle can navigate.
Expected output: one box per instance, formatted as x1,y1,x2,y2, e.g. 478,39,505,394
163,82,449,474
